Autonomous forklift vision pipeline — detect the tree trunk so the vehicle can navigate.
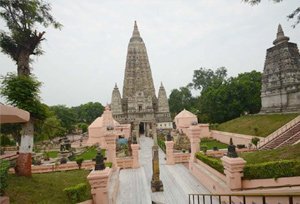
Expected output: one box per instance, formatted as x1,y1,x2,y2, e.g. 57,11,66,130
16,119,34,177
17,50,31,76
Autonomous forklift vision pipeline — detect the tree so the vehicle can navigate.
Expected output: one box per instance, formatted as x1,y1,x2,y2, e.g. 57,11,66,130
198,70,262,123
50,105,77,134
168,86,196,117
72,102,104,124
0,73,48,120
243,0,300,28
35,115,65,141
0,0,62,76
191,67,227,93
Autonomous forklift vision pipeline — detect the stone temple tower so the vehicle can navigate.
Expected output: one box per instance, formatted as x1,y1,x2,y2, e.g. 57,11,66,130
260,24,300,113
111,21,172,134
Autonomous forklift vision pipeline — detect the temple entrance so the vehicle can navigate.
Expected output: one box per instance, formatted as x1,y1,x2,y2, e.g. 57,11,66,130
139,122,145,134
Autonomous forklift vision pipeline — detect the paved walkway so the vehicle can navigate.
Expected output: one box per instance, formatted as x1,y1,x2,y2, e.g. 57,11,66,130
117,136,216,204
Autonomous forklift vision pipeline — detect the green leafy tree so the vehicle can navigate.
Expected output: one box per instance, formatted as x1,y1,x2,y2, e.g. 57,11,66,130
199,70,262,123
169,86,196,118
72,102,104,124
243,0,299,28
0,73,48,120
0,0,62,76
36,115,65,141
50,105,77,134
190,67,227,93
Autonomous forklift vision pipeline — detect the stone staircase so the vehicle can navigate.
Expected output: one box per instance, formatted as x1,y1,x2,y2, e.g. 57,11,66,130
259,117,300,150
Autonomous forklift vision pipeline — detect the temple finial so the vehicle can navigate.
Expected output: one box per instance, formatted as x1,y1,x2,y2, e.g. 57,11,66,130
273,24,289,45
114,83,118,88
132,20,140,37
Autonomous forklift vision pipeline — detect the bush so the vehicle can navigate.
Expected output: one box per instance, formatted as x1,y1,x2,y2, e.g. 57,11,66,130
63,183,88,204
0,135,15,146
237,144,246,149
200,145,208,154
0,160,10,196
243,160,300,180
76,158,84,169
195,152,224,174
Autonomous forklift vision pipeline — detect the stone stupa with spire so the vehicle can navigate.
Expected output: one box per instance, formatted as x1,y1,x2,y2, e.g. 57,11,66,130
111,21,172,134
260,24,300,113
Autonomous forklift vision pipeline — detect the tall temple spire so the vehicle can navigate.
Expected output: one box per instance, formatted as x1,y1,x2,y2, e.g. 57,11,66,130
273,24,289,45
123,21,156,99
132,21,140,38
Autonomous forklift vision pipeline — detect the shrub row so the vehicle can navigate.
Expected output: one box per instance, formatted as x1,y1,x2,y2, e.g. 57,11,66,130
243,160,300,180
0,160,10,196
195,152,224,174
157,138,166,153
63,183,88,204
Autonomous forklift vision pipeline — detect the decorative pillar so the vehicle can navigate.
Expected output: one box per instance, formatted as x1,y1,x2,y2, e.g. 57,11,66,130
131,144,140,168
165,141,175,165
104,133,117,169
16,121,34,177
152,122,158,145
188,125,201,170
221,156,246,190
87,167,112,204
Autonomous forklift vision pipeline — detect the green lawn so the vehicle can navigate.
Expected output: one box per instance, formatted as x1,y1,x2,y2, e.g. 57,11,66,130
73,147,106,161
240,143,300,164
6,170,90,204
214,113,299,137
200,138,228,150
48,151,58,158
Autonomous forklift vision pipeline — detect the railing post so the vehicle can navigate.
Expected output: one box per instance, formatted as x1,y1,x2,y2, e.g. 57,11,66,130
221,156,246,190
131,143,140,168
188,125,201,170
165,141,175,165
87,167,112,204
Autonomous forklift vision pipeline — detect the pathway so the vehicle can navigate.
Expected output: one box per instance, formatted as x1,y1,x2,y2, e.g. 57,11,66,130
117,136,216,204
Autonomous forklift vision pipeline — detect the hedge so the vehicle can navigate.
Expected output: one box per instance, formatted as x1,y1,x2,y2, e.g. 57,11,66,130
243,160,300,180
195,152,224,174
0,160,10,196
63,183,88,204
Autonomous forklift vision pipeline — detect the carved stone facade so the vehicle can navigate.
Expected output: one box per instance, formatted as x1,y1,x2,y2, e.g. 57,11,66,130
111,21,172,132
261,24,300,113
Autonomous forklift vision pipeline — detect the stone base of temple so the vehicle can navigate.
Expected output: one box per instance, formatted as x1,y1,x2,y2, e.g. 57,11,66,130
16,153,32,177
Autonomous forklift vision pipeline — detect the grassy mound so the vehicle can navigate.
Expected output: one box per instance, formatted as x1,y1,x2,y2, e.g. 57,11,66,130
6,170,90,204
213,113,299,137
240,143,300,164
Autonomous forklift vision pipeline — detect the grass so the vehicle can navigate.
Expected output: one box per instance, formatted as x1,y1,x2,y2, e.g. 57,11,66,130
6,170,91,204
47,151,58,158
72,147,106,161
240,143,300,164
200,138,228,150
214,113,299,137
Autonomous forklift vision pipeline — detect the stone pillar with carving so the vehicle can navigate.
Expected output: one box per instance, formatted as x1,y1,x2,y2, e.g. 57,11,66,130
104,133,117,169
87,167,112,204
221,156,246,190
188,125,201,170
131,143,140,168
165,141,175,165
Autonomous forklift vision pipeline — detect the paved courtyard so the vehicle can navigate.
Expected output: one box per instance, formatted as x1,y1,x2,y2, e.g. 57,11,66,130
117,136,217,204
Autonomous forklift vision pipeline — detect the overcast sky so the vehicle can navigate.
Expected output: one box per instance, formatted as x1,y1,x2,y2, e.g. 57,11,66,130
0,0,299,107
